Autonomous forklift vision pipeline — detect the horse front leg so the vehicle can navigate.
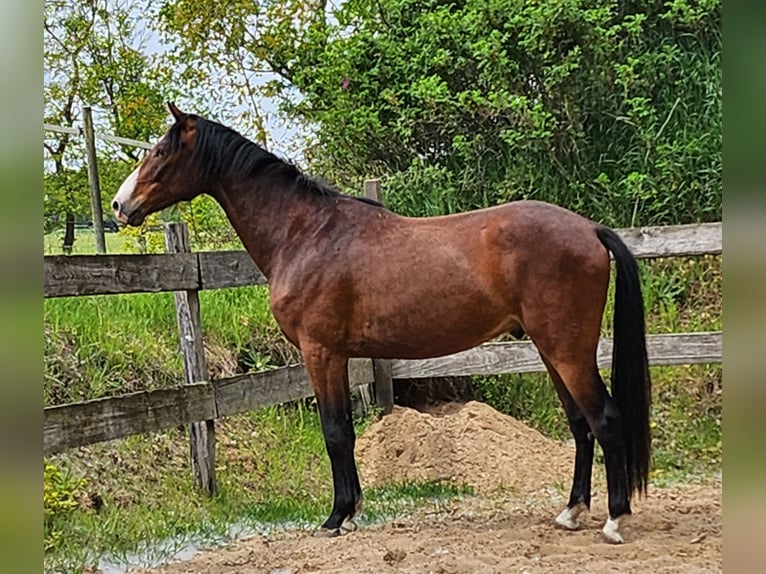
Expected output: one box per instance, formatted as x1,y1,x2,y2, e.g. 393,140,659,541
301,341,363,537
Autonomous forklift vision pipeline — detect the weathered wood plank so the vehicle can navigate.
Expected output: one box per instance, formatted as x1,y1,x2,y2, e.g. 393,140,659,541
44,122,154,150
214,359,374,417
390,332,722,379
44,223,722,297
619,222,722,259
198,251,267,290
371,359,394,414
213,365,310,417
349,358,376,388
44,360,374,454
44,331,721,455
43,384,215,454
625,331,723,366
165,223,217,495
391,341,544,379
44,253,199,297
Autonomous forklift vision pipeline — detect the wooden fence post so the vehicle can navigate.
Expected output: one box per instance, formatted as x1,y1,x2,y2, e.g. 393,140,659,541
363,179,395,415
83,106,106,254
164,223,217,495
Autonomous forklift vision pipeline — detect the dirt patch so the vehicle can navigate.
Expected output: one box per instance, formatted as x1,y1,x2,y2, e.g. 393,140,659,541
129,403,722,573
357,402,572,494
131,481,721,574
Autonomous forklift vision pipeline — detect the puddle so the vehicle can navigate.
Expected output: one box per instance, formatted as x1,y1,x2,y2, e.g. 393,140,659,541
87,503,430,572
96,520,312,574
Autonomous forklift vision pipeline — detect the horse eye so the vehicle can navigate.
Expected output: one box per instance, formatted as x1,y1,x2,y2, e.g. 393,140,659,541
155,148,166,159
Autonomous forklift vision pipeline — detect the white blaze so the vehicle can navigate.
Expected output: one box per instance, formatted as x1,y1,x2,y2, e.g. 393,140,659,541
112,166,140,217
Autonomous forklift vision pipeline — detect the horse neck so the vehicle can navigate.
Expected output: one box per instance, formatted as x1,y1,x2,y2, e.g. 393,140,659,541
210,175,324,278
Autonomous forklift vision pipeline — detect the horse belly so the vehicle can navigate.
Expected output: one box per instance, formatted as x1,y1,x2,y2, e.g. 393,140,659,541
343,230,519,358
347,290,516,360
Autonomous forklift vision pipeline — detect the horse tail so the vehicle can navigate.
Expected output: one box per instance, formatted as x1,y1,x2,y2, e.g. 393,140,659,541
596,226,652,499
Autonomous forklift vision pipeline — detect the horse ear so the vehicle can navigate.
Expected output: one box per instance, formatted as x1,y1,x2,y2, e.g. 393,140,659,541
167,101,185,121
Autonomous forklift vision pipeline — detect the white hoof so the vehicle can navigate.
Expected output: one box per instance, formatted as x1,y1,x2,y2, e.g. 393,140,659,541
602,516,624,544
555,502,587,530
340,517,358,533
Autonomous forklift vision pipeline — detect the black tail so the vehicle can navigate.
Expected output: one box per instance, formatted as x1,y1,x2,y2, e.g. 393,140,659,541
596,226,652,499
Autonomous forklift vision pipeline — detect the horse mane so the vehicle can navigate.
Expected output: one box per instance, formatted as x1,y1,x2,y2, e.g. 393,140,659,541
168,116,382,207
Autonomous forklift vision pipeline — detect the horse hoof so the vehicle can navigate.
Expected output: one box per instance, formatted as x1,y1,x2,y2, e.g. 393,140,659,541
601,516,624,544
555,502,587,530
314,527,340,538
315,516,357,538
340,517,358,533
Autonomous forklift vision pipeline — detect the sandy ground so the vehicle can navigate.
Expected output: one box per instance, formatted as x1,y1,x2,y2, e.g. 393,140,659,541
131,403,722,574
131,481,720,574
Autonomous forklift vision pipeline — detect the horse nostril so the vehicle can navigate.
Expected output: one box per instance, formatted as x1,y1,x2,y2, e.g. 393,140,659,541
112,200,120,211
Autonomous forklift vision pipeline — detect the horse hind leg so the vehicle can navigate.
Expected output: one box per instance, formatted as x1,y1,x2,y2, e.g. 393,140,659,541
590,378,632,543
552,361,631,543
541,356,594,531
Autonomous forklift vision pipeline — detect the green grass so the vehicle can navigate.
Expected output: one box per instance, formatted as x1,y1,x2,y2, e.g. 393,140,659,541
44,230,134,255
647,364,722,482
44,405,472,573
43,285,295,405
44,292,182,404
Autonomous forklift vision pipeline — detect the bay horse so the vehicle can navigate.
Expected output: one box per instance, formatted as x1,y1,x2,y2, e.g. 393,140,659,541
113,103,651,543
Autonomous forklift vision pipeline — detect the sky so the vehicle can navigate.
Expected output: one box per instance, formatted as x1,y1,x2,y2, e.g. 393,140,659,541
138,4,307,160
44,0,310,164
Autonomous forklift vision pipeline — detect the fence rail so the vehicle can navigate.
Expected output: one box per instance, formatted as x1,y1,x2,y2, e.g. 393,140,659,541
44,251,266,298
44,222,721,298
44,122,154,150
43,332,721,454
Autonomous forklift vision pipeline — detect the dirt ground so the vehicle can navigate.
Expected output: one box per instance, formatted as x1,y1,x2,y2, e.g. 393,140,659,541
132,403,722,574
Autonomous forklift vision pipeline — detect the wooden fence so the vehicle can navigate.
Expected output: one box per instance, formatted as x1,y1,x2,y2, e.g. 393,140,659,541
43,198,722,494
43,222,721,298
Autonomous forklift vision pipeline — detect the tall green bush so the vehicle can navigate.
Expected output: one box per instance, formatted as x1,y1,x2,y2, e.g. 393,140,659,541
294,0,721,225
161,0,721,224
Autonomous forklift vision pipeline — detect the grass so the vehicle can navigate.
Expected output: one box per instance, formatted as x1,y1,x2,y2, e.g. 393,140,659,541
43,285,295,405
44,405,472,573
44,292,182,404
43,250,722,573
44,230,133,255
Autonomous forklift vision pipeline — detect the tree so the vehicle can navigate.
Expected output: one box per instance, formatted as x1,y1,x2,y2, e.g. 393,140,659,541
160,0,721,226
44,0,178,251
158,0,331,151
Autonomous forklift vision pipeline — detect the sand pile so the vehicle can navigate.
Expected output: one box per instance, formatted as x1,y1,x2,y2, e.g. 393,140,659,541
356,401,574,494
